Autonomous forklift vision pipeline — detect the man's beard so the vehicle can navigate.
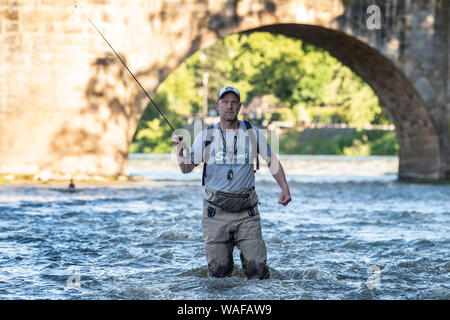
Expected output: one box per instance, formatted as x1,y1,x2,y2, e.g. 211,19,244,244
222,111,238,121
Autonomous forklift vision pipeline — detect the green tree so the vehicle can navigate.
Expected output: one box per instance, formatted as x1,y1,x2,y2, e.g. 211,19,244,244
130,90,184,153
130,32,394,154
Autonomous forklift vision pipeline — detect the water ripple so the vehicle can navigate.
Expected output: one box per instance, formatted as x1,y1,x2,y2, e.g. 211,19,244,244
0,173,449,299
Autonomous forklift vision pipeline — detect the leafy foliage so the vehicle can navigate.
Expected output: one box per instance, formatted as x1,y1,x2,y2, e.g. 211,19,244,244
279,129,399,155
131,32,395,154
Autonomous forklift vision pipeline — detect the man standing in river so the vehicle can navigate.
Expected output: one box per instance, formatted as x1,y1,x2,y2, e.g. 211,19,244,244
172,86,291,279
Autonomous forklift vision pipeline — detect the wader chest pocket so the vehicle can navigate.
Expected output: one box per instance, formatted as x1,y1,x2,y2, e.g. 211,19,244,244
207,206,216,217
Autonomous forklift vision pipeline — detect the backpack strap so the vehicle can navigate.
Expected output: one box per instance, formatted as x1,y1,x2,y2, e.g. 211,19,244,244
202,125,215,186
244,120,259,172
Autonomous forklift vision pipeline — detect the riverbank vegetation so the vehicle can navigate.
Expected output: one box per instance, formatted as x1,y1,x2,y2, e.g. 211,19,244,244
278,130,398,156
130,32,398,155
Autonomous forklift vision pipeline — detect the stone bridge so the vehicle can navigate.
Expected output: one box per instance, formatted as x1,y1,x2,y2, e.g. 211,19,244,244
1,0,449,180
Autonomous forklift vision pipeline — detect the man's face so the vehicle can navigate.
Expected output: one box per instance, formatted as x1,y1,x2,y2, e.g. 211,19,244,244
216,92,241,121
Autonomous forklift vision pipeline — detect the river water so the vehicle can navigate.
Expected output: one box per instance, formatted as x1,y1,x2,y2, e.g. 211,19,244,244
0,155,448,300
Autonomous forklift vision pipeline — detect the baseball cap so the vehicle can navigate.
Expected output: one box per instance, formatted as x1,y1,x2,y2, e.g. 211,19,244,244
217,86,240,101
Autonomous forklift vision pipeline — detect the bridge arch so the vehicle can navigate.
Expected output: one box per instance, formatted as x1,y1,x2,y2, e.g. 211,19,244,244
142,23,441,180
242,24,440,180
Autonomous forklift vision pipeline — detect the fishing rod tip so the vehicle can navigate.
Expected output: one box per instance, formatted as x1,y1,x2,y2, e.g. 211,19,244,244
67,2,89,19
67,3,79,15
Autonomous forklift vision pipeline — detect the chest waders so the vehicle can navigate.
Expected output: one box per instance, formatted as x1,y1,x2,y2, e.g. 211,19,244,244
201,120,270,280
202,120,259,185
202,120,260,212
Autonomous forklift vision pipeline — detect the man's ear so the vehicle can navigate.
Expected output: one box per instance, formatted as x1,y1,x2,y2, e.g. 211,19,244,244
215,100,219,110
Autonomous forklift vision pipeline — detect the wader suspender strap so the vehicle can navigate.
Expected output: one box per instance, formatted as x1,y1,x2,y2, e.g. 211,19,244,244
201,121,260,186
202,125,214,186
244,120,260,172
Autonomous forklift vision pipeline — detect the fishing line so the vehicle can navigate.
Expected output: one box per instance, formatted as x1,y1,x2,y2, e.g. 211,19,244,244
71,3,180,137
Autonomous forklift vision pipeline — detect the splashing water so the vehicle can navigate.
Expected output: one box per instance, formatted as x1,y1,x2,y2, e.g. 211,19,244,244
0,155,448,299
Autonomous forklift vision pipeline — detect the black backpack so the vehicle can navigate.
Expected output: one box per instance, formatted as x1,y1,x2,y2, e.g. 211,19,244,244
202,120,259,186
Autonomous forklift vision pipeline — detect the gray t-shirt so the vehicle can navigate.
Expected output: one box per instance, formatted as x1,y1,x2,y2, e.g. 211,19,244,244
190,121,271,191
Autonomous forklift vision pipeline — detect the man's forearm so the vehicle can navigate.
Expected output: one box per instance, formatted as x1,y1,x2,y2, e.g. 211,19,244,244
267,154,292,206
268,155,289,189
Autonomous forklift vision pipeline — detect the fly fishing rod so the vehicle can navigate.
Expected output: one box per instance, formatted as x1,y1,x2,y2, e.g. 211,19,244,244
72,4,181,139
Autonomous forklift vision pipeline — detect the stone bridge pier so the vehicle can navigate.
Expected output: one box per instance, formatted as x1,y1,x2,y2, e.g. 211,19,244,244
0,0,449,181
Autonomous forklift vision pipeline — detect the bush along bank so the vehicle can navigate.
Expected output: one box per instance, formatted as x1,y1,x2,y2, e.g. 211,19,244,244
277,128,399,156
